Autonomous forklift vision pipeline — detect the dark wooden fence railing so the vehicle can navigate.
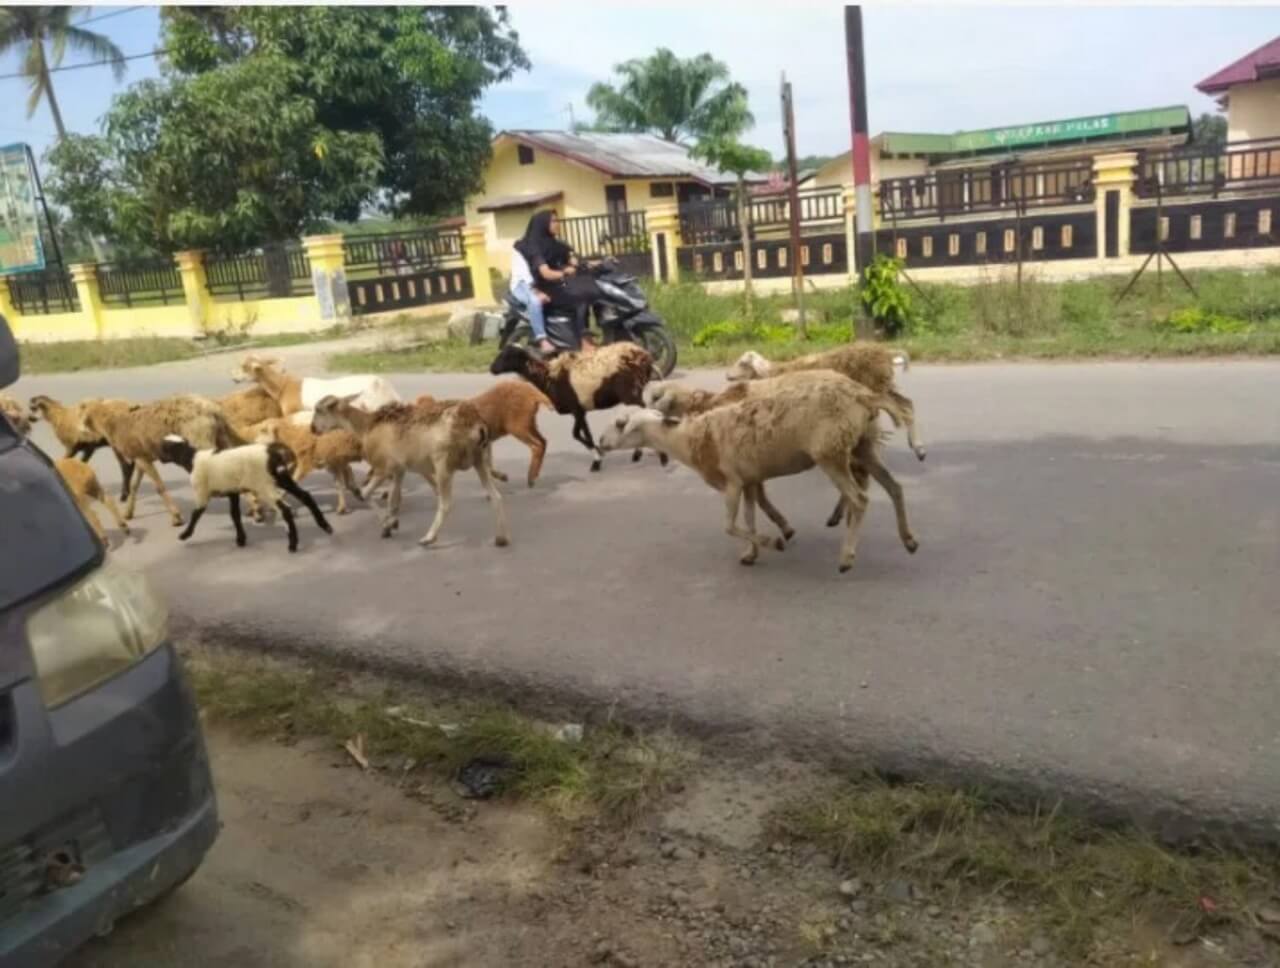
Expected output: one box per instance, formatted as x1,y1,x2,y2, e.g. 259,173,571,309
206,243,312,301
679,187,844,245
1136,138,1280,197
342,228,464,278
96,259,184,307
878,161,1094,221
557,210,650,258
6,267,79,315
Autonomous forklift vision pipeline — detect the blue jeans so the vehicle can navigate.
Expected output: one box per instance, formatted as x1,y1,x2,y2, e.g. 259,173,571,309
512,280,547,340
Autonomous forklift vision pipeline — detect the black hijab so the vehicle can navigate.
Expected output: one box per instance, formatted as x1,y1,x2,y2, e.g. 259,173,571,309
515,210,558,268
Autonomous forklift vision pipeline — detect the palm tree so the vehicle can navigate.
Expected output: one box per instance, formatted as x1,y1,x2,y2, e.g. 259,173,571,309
0,7,126,139
586,49,751,145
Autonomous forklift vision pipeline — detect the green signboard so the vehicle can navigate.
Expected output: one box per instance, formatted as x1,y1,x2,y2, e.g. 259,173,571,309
0,143,45,275
952,114,1119,152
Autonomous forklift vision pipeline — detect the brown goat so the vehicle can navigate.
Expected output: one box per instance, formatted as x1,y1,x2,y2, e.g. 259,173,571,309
416,381,553,488
54,458,131,546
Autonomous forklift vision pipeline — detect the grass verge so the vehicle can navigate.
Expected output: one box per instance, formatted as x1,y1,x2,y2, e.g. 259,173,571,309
18,337,201,374
770,777,1280,956
186,645,689,824
324,267,1280,373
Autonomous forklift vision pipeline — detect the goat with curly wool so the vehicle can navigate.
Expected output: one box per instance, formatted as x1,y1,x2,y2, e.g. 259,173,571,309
726,344,925,461
312,394,509,548
157,437,332,552
601,374,918,572
489,343,661,471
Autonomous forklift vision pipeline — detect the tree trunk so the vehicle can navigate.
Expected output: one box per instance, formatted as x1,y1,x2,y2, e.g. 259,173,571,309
37,42,67,139
737,174,753,314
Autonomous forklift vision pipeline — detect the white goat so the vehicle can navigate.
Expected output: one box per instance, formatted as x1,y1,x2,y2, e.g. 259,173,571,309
231,355,400,415
158,436,332,552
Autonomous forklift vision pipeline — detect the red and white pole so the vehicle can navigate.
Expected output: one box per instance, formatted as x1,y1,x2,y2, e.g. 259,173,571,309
844,6,873,280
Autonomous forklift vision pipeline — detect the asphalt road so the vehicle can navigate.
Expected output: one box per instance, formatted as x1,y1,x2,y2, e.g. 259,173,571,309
14,351,1280,837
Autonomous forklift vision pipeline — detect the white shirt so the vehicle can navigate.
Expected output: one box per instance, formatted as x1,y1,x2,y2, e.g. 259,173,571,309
510,247,534,287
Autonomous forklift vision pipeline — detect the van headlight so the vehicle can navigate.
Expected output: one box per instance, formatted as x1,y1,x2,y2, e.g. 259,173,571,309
26,560,169,709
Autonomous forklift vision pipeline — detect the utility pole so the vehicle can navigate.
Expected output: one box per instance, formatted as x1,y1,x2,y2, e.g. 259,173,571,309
566,103,576,131
781,72,807,338
844,6,874,338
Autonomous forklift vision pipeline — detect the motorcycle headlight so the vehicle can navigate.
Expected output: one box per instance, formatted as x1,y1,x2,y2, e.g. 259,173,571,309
26,560,169,709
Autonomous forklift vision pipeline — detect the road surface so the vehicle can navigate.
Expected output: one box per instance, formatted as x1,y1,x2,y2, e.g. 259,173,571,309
14,350,1280,837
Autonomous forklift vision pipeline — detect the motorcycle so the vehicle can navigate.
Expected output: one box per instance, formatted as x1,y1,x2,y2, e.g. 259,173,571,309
497,257,678,377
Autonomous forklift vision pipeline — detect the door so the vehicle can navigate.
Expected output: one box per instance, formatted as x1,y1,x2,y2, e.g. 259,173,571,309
604,184,629,243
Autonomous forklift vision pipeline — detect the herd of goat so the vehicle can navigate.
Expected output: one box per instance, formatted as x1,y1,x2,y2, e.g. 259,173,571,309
0,340,925,572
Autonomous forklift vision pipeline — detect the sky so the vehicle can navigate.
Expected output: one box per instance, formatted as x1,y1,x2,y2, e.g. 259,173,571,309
2,3,1277,168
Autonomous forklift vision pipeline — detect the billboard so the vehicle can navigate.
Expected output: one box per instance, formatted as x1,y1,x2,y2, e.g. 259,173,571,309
0,143,45,275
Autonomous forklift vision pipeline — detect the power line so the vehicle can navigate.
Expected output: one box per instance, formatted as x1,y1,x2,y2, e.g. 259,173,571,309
0,48,165,82
78,6,143,26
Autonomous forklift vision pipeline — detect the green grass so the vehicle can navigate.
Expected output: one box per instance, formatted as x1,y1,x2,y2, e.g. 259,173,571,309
322,267,1280,373
771,777,1280,957
187,645,689,824
18,337,201,374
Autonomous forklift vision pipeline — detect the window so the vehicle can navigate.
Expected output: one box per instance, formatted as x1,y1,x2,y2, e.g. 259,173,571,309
778,246,788,269
693,253,704,273
1189,215,1202,241
517,144,535,166
948,234,960,257
1061,225,1073,248
757,248,767,270
650,182,674,198
713,252,724,273
1031,226,1044,251
976,232,987,255
1224,212,1237,239
921,237,934,258
1003,228,1016,253
1260,208,1273,235
1159,217,1170,242
801,245,811,266
895,238,908,259
822,243,834,264
733,250,744,271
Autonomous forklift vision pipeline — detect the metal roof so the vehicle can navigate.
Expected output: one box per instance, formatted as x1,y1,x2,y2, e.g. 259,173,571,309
1197,35,1280,94
476,190,563,213
497,131,764,186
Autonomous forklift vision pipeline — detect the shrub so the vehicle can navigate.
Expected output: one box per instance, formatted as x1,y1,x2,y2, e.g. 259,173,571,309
691,319,792,347
859,255,914,337
1157,307,1249,334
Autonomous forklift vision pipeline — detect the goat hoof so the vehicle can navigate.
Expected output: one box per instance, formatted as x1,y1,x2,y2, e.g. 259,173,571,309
915,448,927,461
631,451,642,463
905,538,919,554
774,538,786,552
321,523,334,535
288,545,299,553
381,528,393,539
171,518,184,528
825,516,840,529
839,562,853,573
590,460,602,473
418,537,437,547
659,453,670,467
495,535,510,548
739,556,756,567
784,528,796,542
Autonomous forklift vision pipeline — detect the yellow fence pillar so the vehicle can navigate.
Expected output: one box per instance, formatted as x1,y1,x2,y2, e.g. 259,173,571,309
0,276,16,324
1092,151,1138,261
461,224,495,304
647,204,681,283
302,234,352,323
175,250,213,337
68,263,106,339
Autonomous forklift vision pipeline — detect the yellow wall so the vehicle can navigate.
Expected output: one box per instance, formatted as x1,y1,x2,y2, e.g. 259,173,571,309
99,304,194,340
1227,79,1280,141
205,295,321,336
8,309,97,344
810,152,928,191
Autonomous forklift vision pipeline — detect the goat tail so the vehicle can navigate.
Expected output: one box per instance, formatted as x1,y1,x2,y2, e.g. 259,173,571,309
867,393,908,430
214,413,247,450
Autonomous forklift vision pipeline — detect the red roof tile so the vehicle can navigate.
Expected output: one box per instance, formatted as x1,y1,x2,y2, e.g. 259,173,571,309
1196,36,1280,94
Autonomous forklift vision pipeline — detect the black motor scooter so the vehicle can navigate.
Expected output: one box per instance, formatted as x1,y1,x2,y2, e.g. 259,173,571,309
498,257,677,377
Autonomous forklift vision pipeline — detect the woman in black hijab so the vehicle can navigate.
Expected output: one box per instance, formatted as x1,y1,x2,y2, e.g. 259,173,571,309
515,211,595,351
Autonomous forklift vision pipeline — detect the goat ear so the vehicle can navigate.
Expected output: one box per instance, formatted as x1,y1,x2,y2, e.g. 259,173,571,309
341,392,361,404
662,416,680,427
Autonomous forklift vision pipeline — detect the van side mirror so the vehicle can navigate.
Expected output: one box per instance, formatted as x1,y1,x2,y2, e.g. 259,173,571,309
0,314,17,389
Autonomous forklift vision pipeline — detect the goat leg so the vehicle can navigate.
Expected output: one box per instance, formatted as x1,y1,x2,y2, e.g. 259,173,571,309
418,470,452,547
178,505,206,542
227,493,247,547
275,475,333,535
751,484,795,549
475,458,511,547
276,501,300,552
572,412,605,473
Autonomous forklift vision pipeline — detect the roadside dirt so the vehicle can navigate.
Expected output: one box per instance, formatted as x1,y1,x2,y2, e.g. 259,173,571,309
65,725,1265,968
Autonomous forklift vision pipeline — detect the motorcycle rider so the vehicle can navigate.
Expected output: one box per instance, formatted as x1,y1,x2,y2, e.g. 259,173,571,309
510,243,554,355
515,210,596,354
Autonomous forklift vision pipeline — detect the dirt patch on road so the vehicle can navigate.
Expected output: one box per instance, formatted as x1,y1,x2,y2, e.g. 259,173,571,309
68,648,1280,968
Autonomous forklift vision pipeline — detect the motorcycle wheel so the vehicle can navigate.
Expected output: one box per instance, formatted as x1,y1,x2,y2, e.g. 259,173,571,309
637,326,678,377
500,320,534,350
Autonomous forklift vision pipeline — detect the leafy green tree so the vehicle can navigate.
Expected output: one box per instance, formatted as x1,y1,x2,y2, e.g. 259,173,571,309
694,139,772,309
1190,112,1227,147
0,6,125,138
587,49,751,144
45,7,527,251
